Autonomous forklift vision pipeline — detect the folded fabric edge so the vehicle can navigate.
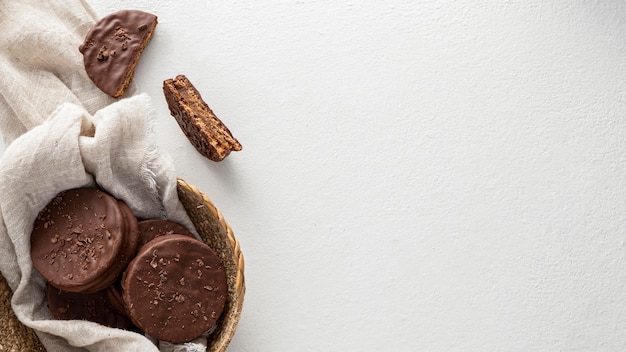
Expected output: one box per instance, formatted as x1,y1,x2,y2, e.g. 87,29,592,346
0,93,173,352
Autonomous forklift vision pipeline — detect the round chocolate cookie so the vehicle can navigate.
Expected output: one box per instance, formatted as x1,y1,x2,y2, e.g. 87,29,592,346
31,188,126,293
47,283,134,330
122,234,228,343
137,219,193,249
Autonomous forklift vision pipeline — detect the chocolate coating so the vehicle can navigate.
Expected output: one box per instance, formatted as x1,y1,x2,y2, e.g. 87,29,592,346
47,283,134,330
79,10,157,97
137,219,193,249
104,280,129,318
122,234,228,343
31,188,125,293
89,200,139,296
112,200,140,274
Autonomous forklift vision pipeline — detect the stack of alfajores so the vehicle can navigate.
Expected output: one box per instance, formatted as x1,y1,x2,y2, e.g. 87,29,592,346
30,187,228,344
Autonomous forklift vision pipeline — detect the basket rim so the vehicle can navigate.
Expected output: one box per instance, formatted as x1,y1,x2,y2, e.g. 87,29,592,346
176,178,246,352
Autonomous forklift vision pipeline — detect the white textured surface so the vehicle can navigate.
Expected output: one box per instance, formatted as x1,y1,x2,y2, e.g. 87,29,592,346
4,1,626,351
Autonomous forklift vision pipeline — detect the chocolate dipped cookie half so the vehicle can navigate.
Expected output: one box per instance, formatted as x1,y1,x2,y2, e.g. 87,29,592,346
79,9,158,97
163,75,242,162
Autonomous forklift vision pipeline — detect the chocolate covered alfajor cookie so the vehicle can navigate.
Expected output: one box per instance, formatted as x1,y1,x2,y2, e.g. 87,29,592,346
104,279,129,318
47,283,134,330
163,75,242,162
79,10,158,97
122,234,228,343
31,188,127,293
137,219,193,249
110,200,140,278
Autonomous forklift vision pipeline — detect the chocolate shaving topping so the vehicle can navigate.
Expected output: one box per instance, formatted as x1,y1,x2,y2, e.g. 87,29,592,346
97,46,109,61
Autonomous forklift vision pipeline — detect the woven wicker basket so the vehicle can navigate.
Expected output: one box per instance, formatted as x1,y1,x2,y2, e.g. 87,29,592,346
0,178,245,352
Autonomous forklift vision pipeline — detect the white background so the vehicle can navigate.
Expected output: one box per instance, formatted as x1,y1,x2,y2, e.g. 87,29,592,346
4,1,626,351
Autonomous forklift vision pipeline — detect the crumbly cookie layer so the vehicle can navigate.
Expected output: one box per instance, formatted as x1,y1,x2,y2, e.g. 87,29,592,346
163,75,242,162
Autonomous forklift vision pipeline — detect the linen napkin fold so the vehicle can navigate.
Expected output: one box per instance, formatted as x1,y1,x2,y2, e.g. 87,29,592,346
0,0,122,145
0,0,209,351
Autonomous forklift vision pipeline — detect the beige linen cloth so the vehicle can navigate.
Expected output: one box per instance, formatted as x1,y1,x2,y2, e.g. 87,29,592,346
0,1,206,351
